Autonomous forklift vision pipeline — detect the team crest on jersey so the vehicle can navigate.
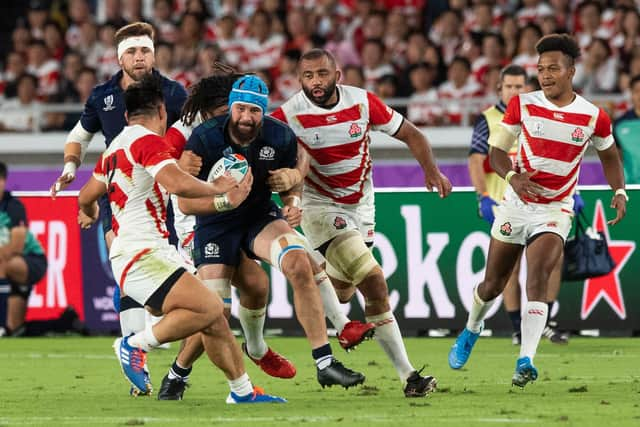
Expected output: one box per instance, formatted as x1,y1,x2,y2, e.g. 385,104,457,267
571,128,585,142
204,242,220,258
259,146,275,160
348,123,362,138
334,216,347,230
500,222,512,236
103,94,115,111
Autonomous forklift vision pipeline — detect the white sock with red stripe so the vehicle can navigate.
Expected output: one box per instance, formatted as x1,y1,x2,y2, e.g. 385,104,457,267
366,311,415,382
315,272,349,332
520,301,548,360
128,323,160,352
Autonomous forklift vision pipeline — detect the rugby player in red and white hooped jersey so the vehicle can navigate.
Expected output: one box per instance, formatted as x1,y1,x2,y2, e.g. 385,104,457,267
449,34,627,388
271,48,452,398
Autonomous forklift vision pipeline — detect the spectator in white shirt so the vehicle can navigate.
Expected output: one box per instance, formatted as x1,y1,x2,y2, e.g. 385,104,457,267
0,74,41,132
573,37,619,95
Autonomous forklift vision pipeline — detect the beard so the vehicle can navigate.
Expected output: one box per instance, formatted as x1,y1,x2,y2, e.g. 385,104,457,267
123,64,152,82
229,119,261,144
302,78,337,106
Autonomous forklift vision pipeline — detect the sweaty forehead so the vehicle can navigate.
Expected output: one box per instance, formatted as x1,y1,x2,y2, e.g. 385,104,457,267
299,57,334,72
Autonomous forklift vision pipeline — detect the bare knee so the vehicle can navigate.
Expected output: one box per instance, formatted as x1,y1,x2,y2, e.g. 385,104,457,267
281,252,313,286
357,270,390,313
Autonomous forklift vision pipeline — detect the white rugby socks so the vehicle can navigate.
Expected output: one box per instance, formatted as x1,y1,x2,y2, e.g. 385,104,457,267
315,272,349,332
466,286,496,333
520,301,548,360
238,305,268,359
228,372,254,397
366,311,414,382
128,323,160,352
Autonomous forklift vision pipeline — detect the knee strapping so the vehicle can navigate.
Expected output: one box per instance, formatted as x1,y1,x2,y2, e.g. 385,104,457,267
269,233,307,270
325,231,379,285
203,279,232,308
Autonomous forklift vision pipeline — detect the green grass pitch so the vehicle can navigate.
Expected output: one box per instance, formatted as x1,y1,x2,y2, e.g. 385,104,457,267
1,336,639,426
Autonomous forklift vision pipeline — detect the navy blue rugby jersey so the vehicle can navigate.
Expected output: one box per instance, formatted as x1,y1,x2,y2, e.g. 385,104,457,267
80,69,187,146
185,114,297,225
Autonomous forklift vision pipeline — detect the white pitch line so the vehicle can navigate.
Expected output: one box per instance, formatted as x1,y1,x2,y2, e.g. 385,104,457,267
0,416,539,425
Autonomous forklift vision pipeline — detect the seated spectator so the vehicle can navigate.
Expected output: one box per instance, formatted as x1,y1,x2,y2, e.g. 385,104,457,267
213,14,246,69
152,0,178,43
12,27,32,56
66,0,92,50
53,51,83,102
406,62,442,126
375,74,403,116
437,56,484,125
516,0,553,27
43,20,66,61
472,32,508,87
361,38,394,92
242,9,285,73
575,1,612,51
341,64,365,88
0,74,41,132
574,38,618,95
173,12,204,70
26,0,50,41
96,22,119,82
512,23,542,76
429,9,463,65
0,52,28,100
274,49,301,101
25,39,60,98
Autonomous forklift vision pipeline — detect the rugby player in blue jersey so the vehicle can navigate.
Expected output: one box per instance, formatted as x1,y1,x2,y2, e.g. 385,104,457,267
176,75,365,391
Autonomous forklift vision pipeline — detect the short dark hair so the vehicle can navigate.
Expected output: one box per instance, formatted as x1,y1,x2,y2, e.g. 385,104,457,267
500,64,527,82
630,74,640,90
526,75,541,91
124,74,164,118
535,33,580,65
299,48,337,68
450,55,472,72
0,162,7,180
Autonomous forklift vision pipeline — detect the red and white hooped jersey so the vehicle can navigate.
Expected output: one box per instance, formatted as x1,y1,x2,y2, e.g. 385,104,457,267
497,91,614,206
271,85,404,205
93,124,177,256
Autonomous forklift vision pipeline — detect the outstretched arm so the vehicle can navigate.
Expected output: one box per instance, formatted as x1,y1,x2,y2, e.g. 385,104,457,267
393,119,452,198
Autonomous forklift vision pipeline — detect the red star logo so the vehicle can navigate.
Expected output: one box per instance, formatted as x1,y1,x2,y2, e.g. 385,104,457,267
580,200,635,319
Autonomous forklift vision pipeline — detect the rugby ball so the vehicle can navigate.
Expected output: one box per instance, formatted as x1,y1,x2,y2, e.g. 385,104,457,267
207,153,249,183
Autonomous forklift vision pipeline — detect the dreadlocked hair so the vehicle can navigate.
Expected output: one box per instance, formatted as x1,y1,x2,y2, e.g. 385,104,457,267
181,62,245,126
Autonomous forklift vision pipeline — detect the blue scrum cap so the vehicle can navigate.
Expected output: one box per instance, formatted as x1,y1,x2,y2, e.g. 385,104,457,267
228,75,269,113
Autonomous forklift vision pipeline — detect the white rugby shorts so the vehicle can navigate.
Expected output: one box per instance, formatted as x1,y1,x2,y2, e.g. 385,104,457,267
491,198,573,245
111,244,193,308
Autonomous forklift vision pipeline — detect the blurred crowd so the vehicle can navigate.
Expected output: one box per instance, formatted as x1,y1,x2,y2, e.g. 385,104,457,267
1,0,639,132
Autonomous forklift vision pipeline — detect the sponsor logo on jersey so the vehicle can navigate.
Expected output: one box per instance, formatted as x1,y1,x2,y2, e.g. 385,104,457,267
334,216,347,230
348,123,362,138
259,146,275,160
532,121,544,136
327,115,337,123
204,242,220,258
553,112,564,120
103,94,116,111
571,127,585,143
546,221,558,228
500,222,512,236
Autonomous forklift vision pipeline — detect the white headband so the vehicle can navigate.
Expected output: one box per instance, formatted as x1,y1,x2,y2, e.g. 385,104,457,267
117,36,155,60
